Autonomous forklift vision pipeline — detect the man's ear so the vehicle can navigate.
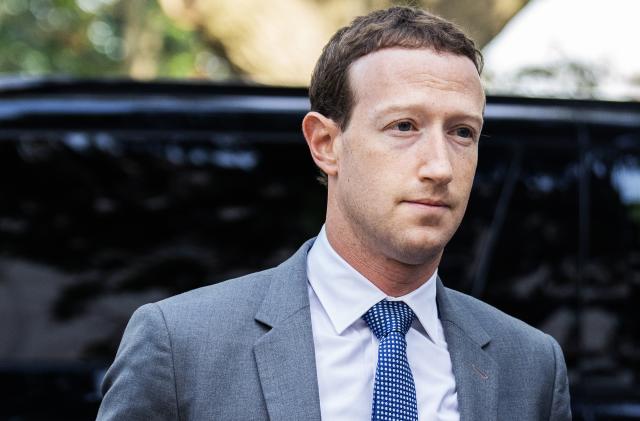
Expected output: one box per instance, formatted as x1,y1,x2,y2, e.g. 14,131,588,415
302,111,341,177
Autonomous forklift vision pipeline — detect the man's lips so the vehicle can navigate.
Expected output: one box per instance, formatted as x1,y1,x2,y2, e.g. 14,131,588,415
403,199,450,208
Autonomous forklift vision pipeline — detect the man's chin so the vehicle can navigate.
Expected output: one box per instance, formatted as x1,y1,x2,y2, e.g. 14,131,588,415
385,236,446,266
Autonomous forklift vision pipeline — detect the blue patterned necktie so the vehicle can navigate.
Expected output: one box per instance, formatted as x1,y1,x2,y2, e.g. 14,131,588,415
363,300,418,421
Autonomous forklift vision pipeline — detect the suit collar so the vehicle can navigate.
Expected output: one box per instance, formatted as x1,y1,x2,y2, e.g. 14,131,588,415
436,278,498,421
436,278,491,347
253,240,499,421
254,238,316,328
253,238,322,421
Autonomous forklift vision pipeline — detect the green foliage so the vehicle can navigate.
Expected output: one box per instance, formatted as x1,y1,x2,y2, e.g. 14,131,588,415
0,0,217,78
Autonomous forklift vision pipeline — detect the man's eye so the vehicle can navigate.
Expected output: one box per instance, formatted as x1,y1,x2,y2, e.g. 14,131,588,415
394,121,415,132
455,127,474,139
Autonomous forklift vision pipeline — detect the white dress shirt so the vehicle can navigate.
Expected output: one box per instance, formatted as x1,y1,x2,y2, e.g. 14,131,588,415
307,226,460,421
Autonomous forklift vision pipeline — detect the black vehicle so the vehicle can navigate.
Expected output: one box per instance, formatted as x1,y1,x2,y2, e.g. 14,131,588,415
0,79,639,420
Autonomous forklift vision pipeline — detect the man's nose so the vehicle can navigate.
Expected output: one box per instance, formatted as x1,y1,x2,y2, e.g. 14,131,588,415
416,131,454,185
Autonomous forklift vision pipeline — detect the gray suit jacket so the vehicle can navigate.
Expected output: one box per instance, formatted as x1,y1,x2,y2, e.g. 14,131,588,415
97,239,571,420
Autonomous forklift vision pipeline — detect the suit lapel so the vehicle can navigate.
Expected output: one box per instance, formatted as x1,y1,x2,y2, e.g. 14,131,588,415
437,279,498,421
253,240,322,421
250,241,498,421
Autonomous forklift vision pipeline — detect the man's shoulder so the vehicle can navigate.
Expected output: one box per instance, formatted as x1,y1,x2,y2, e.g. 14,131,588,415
129,239,314,338
150,265,278,324
441,285,570,417
164,267,274,306
442,286,554,350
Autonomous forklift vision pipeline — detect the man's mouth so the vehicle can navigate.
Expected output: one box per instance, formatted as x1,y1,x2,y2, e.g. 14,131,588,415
403,198,449,208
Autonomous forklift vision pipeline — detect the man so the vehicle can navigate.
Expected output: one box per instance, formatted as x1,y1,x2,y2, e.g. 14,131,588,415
97,6,571,421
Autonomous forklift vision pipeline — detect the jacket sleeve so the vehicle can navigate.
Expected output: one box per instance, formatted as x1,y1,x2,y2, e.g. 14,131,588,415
96,303,179,421
547,334,572,421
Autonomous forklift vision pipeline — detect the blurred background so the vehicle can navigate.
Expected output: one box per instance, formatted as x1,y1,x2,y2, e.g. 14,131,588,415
1,0,640,420
1,0,639,97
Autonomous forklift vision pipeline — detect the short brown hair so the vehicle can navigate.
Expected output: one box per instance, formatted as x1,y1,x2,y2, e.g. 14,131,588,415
309,6,483,131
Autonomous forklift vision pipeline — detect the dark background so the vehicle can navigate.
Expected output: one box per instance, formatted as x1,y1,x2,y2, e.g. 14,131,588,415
0,80,639,420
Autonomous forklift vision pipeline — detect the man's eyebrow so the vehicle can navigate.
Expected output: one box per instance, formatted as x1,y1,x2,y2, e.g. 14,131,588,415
371,103,484,126
371,103,419,117
456,113,484,127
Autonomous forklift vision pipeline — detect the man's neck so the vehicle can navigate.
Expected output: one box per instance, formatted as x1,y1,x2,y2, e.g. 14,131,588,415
325,224,441,297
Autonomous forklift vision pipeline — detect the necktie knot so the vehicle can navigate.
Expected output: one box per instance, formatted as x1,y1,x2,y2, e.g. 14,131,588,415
362,299,415,340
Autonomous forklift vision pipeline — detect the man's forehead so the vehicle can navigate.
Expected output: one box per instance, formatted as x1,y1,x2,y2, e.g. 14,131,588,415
348,48,482,95
350,47,479,74
346,48,485,115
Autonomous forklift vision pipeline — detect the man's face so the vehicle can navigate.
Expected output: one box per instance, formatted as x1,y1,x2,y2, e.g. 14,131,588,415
330,47,484,265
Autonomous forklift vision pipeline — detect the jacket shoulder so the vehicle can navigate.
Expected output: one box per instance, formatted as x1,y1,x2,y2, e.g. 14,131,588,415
443,287,554,350
442,287,571,418
161,266,275,309
144,266,280,336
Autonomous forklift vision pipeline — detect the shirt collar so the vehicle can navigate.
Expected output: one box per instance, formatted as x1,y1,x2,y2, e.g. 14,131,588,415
307,225,440,342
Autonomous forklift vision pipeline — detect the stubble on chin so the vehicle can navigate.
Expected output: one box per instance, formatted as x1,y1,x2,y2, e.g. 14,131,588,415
379,227,447,267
